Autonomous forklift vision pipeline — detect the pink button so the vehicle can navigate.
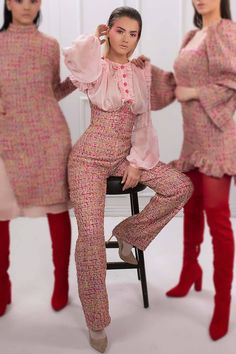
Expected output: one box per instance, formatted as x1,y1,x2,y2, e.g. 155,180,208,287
121,65,124,69
125,89,129,93
123,74,126,78
124,82,127,86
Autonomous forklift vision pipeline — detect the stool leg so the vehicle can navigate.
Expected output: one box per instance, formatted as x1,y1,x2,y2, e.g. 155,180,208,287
130,192,149,308
134,247,141,280
138,249,149,308
130,193,141,281
130,192,139,215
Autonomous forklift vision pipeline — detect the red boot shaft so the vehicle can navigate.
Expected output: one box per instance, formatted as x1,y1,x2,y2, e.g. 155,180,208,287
166,170,204,297
47,211,71,311
206,200,234,340
0,220,11,316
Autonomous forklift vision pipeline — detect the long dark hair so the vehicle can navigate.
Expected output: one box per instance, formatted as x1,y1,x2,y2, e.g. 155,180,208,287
193,0,232,28
107,6,142,39
0,0,41,32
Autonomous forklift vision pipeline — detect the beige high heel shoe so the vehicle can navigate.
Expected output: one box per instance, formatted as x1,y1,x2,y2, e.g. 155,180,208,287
106,235,138,265
89,331,108,353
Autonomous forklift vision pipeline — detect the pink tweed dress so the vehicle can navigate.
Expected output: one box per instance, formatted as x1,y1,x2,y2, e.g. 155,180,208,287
172,19,236,183
0,24,76,220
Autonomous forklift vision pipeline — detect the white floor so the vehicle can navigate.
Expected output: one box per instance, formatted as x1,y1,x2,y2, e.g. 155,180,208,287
0,216,236,354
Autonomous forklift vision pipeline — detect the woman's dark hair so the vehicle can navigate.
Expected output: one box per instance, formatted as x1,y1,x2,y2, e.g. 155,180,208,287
193,0,232,28
0,1,41,31
107,6,142,39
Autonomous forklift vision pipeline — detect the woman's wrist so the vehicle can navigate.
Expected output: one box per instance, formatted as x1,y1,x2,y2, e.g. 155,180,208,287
129,163,139,169
193,88,199,100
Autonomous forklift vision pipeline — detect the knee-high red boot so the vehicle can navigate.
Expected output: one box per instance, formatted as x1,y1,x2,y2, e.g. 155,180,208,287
0,220,11,316
47,211,71,311
206,206,234,340
166,170,204,297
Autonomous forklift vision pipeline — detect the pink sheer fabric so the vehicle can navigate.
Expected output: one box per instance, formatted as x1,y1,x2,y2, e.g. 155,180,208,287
63,34,160,169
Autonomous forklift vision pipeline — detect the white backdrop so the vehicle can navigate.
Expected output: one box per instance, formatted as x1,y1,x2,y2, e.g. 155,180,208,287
0,0,235,215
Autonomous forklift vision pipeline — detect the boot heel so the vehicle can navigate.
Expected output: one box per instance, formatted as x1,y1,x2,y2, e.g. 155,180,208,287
194,273,202,292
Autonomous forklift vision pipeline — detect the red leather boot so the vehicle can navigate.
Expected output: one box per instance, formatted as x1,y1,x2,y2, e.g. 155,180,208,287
47,211,71,311
0,220,11,316
166,170,204,297
206,206,234,340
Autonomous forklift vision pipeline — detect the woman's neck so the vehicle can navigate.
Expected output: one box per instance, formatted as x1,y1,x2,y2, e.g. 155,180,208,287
12,18,34,27
202,11,221,28
105,50,129,64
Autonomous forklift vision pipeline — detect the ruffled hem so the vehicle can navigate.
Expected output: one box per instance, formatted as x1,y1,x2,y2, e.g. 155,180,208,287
0,157,71,221
170,151,236,184
0,203,72,221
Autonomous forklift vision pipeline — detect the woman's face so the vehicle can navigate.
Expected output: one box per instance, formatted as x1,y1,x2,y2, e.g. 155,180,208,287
108,16,140,58
6,0,41,26
192,0,221,16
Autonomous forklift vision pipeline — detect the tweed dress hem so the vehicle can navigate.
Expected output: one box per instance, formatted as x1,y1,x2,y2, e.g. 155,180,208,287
0,157,70,221
171,152,236,183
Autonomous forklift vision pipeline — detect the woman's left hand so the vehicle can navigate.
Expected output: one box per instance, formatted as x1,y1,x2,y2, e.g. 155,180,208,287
95,24,109,45
175,86,199,102
131,55,150,69
122,165,141,191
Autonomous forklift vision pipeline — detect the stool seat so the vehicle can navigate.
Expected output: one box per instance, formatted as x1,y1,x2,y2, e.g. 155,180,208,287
106,176,146,195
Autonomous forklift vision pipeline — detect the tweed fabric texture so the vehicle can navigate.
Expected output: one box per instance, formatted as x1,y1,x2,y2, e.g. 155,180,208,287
172,20,236,182
69,105,193,330
0,24,75,208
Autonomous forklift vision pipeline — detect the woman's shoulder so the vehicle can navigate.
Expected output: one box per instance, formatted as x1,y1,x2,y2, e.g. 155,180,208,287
214,18,236,32
207,19,236,49
208,19,236,39
37,31,59,48
0,29,10,40
181,29,198,48
131,60,152,85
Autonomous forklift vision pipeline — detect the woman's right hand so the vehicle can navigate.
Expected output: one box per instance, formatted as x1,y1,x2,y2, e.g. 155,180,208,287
0,98,6,115
95,24,109,45
131,55,150,69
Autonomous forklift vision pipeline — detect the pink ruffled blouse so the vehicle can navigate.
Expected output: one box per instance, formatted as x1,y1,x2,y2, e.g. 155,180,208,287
63,34,160,169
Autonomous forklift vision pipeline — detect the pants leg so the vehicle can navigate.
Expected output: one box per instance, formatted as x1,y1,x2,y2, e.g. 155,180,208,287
69,161,110,330
112,161,193,250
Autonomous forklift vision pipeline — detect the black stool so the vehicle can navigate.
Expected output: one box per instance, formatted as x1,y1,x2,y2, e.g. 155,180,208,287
106,176,149,308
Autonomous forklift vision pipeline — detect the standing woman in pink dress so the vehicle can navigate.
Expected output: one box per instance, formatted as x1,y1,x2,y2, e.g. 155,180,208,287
0,0,76,316
165,0,236,341
64,6,193,352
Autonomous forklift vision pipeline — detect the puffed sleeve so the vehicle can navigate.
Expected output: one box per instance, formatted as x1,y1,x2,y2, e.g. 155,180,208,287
127,62,160,169
63,34,103,93
52,40,76,101
198,20,236,131
126,114,160,169
150,65,176,110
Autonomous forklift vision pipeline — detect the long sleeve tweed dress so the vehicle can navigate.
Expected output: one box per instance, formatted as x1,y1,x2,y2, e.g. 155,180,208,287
0,23,76,220
172,19,236,181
